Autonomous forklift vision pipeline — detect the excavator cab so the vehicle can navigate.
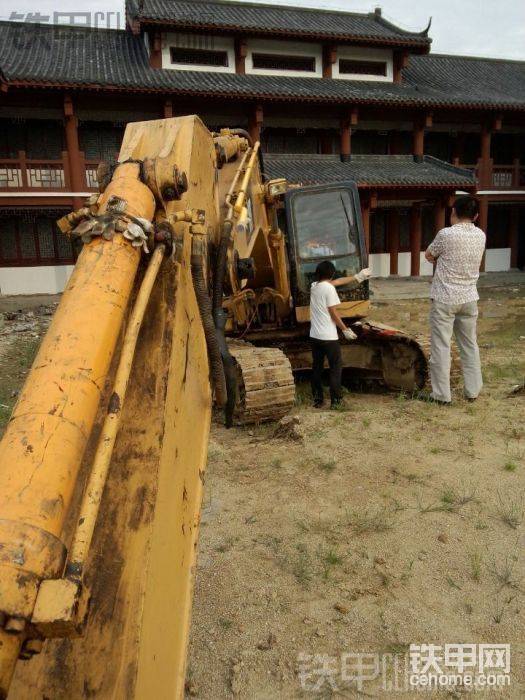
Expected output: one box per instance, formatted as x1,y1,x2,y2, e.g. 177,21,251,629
284,182,369,311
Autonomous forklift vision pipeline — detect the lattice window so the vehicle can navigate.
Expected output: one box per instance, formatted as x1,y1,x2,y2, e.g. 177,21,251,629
339,59,387,76
0,167,22,188
492,171,513,188
56,225,74,260
19,220,37,260
85,168,98,189
252,53,316,72
0,214,74,266
170,47,229,67
0,219,18,261
28,165,65,189
36,218,56,259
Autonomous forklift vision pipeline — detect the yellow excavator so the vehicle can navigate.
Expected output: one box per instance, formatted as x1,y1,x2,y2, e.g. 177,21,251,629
0,116,427,698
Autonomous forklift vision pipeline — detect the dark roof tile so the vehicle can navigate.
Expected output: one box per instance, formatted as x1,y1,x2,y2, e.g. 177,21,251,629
263,154,477,188
129,0,431,47
0,22,523,111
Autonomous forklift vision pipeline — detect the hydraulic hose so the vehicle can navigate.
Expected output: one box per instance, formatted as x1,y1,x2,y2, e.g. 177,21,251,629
66,244,166,581
191,239,228,408
229,128,253,147
213,220,238,428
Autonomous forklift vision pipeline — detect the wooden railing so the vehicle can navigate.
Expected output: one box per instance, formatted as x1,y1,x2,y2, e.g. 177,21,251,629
85,160,100,190
0,151,71,191
0,152,101,192
459,159,524,189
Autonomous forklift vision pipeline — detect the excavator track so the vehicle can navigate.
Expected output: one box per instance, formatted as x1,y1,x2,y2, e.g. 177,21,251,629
355,321,461,392
228,341,296,425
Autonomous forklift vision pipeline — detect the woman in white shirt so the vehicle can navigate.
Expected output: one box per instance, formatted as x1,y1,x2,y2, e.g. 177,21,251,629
310,261,371,408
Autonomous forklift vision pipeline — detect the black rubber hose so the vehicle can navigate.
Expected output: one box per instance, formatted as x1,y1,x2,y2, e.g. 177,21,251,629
229,128,253,147
212,219,238,427
213,308,238,429
191,250,228,408
213,220,232,311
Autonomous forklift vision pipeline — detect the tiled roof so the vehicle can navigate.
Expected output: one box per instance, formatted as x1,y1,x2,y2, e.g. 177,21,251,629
263,154,477,188
128,0,431,48
404,54,525,108
0,22,524,112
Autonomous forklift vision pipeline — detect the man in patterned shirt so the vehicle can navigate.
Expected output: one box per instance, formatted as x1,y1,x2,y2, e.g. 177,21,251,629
424,195,486,405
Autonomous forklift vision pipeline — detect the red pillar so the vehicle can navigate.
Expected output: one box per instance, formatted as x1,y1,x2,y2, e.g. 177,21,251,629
361,197,371,256
413,120,425,160
388,209,400,275
249,104,264,145
323,45,337,79
164,99,173,118
235,39,247,74
434,197,446,232
509,207,519,269
150,31,162,68
63,96,85,205
340,120,351,159
480,125,492,188
410,203,422,276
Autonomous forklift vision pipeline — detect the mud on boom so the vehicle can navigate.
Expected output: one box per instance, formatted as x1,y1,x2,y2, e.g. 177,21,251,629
0,116,426,698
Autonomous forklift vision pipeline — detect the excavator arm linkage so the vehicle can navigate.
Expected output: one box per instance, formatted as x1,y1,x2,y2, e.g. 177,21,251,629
0,117,222,699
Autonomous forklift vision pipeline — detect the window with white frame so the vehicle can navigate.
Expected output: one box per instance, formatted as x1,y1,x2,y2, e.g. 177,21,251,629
162,33,235,73
334,47,393,82
246,39,322,78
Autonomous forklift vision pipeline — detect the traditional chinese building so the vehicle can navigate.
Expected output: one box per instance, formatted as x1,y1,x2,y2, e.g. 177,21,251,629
0,0,524,294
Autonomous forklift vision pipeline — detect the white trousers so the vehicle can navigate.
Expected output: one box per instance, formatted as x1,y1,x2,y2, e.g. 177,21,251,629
429,300,483,403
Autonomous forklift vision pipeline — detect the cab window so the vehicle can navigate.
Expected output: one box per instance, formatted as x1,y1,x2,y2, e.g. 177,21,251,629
292,189,358,260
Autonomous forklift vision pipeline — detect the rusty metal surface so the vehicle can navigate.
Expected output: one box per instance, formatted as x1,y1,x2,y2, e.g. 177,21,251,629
9,116,215,700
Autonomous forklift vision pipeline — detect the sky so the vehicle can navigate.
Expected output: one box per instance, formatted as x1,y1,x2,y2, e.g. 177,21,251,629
0,0,524,60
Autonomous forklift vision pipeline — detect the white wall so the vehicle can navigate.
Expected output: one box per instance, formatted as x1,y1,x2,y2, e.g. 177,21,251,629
420,254,434,276
162,33,235,73
485,248,511,272
246,39,322,78
333,46,393,82
369,253,391,278
398,252,411,277
0,265,74,296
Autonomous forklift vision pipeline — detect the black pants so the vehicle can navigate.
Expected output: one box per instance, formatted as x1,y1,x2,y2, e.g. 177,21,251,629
310,338,343,405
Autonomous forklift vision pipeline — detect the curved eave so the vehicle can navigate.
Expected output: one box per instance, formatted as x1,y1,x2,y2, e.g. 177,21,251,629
136,17,431,51
4,79,525,113
293,180,476,189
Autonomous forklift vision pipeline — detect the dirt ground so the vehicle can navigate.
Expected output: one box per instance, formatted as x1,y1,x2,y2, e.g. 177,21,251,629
187,282,525,699
0,280,524,698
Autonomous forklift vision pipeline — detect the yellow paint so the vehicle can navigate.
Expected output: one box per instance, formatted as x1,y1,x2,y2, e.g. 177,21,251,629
67,244,166,577
9,116,215,700
295,299,371,324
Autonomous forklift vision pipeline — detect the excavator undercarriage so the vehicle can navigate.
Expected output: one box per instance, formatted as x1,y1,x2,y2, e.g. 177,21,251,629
0,116,430,699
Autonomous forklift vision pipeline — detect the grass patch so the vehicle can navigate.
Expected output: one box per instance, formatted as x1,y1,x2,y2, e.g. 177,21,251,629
495,493,524,530
420,486,477,515
469,551,483,582
489,555,521,591
319,459,337,473
348,507,394,535
292,544,313,588
503,461,519,473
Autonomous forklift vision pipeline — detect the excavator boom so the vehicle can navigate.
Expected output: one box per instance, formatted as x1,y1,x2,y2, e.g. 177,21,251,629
0,117,221,699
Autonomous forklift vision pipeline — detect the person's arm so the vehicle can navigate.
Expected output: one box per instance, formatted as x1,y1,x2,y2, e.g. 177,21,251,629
332,268,371,287
325,284,357,340
328,306,357,340
426,230,445,263
328,305,347,331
